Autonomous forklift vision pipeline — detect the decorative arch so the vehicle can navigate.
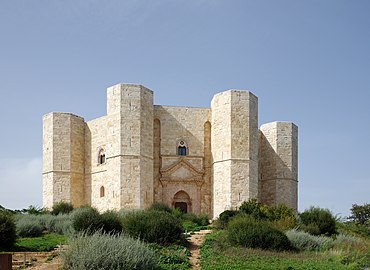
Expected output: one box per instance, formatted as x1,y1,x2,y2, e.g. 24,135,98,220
172,190,191,213
100,186,105,197
177,140,187,156
98,148,106,164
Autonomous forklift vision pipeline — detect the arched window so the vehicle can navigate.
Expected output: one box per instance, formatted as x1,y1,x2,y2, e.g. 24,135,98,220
98,149,106,164
177,141,187,156
100,186,105,197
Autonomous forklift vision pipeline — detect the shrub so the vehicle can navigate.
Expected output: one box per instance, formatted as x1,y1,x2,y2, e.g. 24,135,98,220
218,210,238,229
148,202,172,213
182,213,209,227
51,202,74,215
122,210,183,244
239,199,267,220
348,203,370,226
227,215,292,251
39,214,74,236
62,232,158,270
299,207,337,236
0,211,16,250
266,204,296,221
16,214,43,237
333,234,362,249
286,229,333,251
71,207,102,234
100,210,123,234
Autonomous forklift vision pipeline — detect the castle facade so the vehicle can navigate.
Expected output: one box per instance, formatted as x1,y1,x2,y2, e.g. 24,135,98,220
42,84,298,218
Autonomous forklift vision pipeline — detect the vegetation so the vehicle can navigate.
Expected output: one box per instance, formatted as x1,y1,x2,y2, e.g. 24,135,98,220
217,210,238,229
201,231,370,270
100,210,123,234
2,201,368,269
286,229,333,251
0,210,17,250
62,232,158,270
227,215,292,251
150,243,190,270
51,201,74,215
14,233,67,252
348,203,370,226
121,210,184,245
15,214,44,237
148,202,173,213
71,206,103,234
299,206,337,236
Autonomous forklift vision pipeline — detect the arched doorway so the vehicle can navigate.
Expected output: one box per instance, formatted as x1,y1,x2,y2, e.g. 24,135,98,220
173,190,191,213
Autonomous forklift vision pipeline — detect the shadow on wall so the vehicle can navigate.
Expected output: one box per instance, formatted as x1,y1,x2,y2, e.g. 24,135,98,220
258,130,297,210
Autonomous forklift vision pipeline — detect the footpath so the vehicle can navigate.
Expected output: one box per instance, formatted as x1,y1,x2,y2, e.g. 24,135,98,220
187,229,212,270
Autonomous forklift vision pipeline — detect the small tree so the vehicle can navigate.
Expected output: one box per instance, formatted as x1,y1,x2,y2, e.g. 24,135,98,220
239,198,267,220
299,207,337,236
0,211,16,250
349,203,370,226
51,201,74,215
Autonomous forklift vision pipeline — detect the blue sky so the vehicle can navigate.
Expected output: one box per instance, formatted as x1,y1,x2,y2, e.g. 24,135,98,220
0,1,369,217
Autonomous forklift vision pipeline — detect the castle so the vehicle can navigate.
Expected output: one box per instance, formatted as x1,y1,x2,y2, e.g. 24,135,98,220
42,84,298,218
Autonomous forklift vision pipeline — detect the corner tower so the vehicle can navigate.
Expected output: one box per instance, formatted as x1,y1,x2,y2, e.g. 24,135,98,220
42,113,85,208
107,84,154,209
259,122,298,209
211,90,259,218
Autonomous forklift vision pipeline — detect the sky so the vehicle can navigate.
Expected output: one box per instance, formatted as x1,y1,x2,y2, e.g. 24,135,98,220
0,0,369,217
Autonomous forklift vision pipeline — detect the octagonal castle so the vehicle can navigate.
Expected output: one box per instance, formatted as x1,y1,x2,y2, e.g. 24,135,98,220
42,84,298,218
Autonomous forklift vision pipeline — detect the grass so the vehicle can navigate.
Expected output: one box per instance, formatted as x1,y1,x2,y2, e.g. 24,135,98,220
14,233,67,252
200,231,369,270
149,243,190,270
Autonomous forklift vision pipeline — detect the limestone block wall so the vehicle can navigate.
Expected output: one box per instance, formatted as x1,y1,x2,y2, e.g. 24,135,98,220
153,106,212,215
259,122,298,209
85,114,121,212
42,112,85,209
211,90,258,218
43,83,298,217
107,84,154,209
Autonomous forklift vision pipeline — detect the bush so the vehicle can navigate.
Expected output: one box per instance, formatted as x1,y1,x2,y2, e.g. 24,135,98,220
286,229,333,251
0,211,16,250
266,204,296,221
62,232,158,270
148,202,172,213
71,207,103,234
51,202,74,215
182,213,209,227
227,215,292,251
100,210,123,234
349,203,370,226
16,214,43,237
218,210,238,229
299,207,337,236
39,214,74,236
122,210,183,244
239,199,267,220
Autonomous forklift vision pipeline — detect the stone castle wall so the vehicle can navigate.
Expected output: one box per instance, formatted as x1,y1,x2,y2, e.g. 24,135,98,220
42,83,298,217
42,113,85,209
259,122,298,209
211,90,259,217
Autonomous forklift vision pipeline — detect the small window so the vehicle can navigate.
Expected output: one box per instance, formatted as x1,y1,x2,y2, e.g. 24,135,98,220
100,186,105,197
98,149,106,164
177,141,187,156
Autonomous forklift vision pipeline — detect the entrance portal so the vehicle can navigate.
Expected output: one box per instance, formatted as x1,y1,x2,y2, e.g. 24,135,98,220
174,202,188,213
173,190,191,213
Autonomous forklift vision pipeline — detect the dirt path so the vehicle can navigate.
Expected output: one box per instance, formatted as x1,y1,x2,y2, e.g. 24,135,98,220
26,256,61,270
187,229,212,270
